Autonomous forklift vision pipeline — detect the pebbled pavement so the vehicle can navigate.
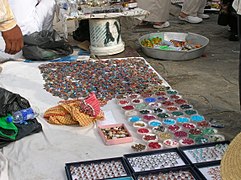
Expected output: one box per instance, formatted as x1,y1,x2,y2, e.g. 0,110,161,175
120,4,241,140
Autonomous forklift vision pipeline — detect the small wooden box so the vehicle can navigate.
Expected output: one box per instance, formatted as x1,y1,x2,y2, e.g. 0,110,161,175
98,123,133,145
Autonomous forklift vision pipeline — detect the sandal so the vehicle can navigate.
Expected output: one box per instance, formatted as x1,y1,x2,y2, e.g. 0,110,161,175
153,21,170,29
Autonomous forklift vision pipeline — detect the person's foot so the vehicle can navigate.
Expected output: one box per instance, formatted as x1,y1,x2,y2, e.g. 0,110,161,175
153,21,170,29
179,15,203,23
179,12,202,23
198,13,210,19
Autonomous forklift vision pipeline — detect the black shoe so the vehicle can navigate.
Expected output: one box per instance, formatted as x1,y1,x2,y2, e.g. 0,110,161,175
229,34,239,41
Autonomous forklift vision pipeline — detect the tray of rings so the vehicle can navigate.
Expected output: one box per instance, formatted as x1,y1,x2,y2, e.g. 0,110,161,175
133,166,202,180
193,161,222,180
65,157,132,180
123,148,190,173
179,141,229,164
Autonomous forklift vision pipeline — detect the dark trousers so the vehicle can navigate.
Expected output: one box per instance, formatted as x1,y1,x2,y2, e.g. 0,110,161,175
230,13,238,34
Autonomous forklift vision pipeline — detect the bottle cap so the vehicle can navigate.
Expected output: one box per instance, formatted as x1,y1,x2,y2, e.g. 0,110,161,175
6,116,13,123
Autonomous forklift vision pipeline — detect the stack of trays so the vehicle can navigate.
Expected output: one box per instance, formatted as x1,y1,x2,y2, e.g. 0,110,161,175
65,141,229,179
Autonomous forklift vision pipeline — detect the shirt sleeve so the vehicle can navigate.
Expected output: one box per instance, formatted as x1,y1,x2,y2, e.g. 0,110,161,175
0,0,17,31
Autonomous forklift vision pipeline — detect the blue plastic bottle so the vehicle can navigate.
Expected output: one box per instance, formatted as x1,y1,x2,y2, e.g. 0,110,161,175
6,107,38,124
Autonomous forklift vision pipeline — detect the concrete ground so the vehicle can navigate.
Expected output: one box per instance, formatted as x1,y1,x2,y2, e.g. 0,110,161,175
54,4,241,140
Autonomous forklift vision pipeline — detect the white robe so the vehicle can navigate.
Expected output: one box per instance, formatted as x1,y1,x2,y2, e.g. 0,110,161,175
136,0,171,23
233,0,241,15
181,0,207,17
0,0,56,60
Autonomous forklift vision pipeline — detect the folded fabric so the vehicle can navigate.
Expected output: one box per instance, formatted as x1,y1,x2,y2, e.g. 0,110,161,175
79,92,101,117
44,93,104,126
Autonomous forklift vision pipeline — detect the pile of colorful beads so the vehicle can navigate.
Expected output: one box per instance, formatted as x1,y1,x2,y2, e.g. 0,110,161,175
39,57,163,101
100,126,130,139
131,144,146,151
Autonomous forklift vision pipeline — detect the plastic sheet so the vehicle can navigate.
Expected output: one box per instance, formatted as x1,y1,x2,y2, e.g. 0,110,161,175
22,30,73,61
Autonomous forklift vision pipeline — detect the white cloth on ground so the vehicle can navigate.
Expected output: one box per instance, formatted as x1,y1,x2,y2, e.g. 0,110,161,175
0,152,9,180
0,60,170,180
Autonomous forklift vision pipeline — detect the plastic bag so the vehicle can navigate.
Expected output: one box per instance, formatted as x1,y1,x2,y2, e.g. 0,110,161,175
0,88,30,116
22,30,73,61
0,87,42,148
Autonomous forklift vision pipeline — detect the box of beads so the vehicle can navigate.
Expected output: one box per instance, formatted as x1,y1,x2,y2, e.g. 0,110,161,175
179,141,229,164
65,157,132,180
133,166,202,180
98,123,133,145
193,161,221,180
123,148,190,173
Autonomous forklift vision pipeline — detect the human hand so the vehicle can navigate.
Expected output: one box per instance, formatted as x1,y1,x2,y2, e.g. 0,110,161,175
2,25,24,54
